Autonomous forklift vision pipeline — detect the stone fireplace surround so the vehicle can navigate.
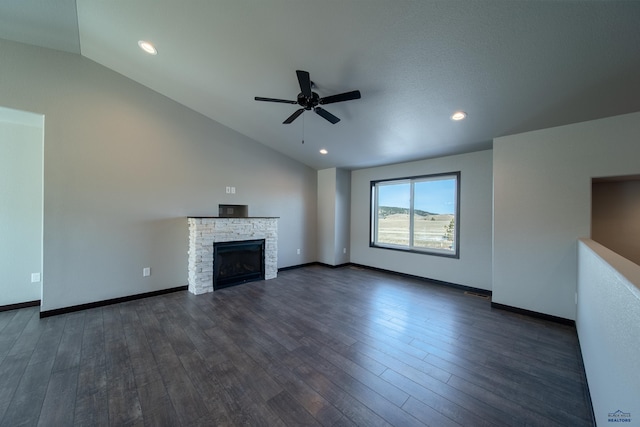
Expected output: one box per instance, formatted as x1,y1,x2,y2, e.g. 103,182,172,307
187,217,278,295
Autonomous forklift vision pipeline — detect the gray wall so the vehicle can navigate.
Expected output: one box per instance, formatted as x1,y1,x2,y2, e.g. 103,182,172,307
493,111,640,320
317,168,337,265
334,168,351,265
350,150,493,290
0,108,43,306
0,39,317,312
317,167,351,266
592,179,640,265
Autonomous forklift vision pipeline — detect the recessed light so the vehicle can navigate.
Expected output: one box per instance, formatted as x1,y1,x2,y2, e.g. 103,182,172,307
138,40,157,55
319,149,328,155
451,111,467,121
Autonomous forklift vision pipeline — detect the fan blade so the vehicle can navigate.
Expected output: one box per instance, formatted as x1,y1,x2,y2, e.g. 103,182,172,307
255,97,298,104
314,107,340,124
319,90,361,105
296,70,312,98
283,108,305,124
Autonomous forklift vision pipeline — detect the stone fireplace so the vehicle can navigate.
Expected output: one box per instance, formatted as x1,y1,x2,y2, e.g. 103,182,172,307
187,217,278,295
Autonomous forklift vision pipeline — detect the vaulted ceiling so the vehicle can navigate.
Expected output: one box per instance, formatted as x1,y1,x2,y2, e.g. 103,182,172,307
2,1,640,170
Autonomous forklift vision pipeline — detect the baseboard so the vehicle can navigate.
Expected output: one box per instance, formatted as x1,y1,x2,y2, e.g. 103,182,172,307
348,263,493,297
316,262,351,269
0,300,40,312
491,302,575,326
278,262,321,272
39,285,188,318
279,261,351,272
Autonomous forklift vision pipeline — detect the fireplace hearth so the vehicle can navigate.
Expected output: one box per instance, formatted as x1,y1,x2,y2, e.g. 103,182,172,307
213,239,265,290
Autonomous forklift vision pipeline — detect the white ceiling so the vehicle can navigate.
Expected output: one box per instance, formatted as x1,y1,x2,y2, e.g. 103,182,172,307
2,1,640,170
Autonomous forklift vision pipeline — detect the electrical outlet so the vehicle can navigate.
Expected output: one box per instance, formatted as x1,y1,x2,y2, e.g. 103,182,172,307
296,248,300,255
225,186,231,194
343,248,347,254
143,267,151,277
31,273,41,283
231,187,236,194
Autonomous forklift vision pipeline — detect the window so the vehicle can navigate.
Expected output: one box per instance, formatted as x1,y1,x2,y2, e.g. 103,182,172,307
370,172,460,258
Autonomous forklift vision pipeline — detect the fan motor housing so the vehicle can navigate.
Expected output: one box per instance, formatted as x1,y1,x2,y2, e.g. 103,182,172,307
297,92,320,110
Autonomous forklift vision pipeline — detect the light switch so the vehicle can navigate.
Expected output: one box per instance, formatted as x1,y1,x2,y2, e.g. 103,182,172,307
31,273,41,283
143,267,151,277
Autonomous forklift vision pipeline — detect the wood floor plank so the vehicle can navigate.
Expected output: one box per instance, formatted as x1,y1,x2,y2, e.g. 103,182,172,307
106,374,143,426
263,356,345,426
446,373,586,426
37,367,79,427
401,397,462,427
77,351,107,399
0,310,18,334
6,309,43,359
0,309,37,364
162,370,210,425
178,361,234,427
211,360,286,427
300,336,411,408
424,350,593,424
204,324,284,403
294,360,393,427
137,395,182,427
73,387,109,427
0,354,30,421
177,349,227,409
293,345,426,426
78,308,105,366
0,265,595,426
266,390,322,426
380,367,498,427
52,311,85,372
0,358,52,426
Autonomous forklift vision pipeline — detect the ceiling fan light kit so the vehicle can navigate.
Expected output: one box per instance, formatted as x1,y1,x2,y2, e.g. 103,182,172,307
255,70,361,125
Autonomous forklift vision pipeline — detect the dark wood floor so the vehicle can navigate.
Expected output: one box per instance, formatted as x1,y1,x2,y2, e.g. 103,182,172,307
0,265,593,426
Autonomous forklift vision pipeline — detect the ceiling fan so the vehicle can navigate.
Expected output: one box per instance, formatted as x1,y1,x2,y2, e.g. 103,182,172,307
255,70,361,124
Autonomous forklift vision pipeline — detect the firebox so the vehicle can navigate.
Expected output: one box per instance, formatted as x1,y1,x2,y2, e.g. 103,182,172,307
213,239,265,290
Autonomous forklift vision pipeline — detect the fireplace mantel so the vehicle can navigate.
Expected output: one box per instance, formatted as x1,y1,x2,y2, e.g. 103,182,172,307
187,217,278,295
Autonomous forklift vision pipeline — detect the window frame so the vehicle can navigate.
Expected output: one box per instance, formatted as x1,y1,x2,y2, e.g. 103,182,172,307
369,171,460,258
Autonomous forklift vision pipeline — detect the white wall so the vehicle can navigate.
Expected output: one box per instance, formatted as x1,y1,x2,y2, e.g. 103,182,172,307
0,39,317,312
0,108,44,306
493,111,640,320
577,239,639,426
350,150,493,290
317,168,351,266
592,179,640,265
